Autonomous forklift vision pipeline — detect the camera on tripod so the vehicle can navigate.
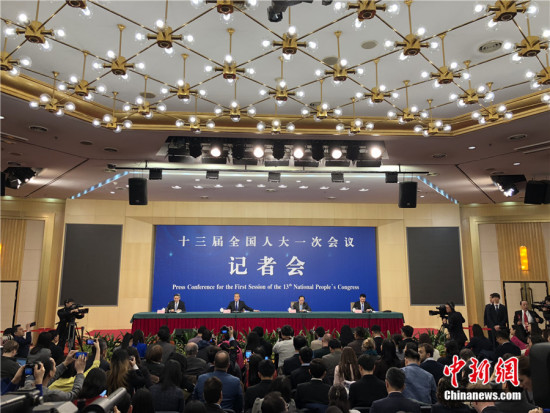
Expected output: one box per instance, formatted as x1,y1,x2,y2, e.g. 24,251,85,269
429,304,448,319
68,303,89,315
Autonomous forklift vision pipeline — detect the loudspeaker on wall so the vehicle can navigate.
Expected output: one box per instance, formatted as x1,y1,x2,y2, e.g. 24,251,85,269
524,180,550,205
129,178,148,205
399,181,417,208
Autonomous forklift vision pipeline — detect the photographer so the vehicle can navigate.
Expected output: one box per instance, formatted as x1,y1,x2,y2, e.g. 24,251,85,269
442,302,467,349
57,298,85,350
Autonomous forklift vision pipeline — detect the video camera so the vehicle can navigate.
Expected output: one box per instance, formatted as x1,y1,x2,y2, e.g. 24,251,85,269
429,304,448,319
533,297,550,321
68,303,89,315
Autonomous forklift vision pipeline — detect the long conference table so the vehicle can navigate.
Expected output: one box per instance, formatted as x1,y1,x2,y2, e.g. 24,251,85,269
130,312,405,336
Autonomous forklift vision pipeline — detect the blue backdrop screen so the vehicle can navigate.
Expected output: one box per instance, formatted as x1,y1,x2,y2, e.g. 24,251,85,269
152,225,378,312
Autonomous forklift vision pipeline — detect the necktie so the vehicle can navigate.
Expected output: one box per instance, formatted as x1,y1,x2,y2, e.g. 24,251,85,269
524,311,528,327
361,303,364,311
175,302,178,310
495,305,498,311
300,304,303,311
235,301,238,310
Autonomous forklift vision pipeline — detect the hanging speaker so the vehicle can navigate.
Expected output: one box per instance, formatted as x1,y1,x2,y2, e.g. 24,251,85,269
524,180,546,205
128,178,148,205
399,181,417,208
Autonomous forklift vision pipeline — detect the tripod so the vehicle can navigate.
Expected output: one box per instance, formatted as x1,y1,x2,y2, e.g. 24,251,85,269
67,320,84,351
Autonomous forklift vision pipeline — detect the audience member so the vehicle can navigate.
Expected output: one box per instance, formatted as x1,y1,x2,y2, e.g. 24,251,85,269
74,367,107,407
282,335,307,376
495,328,521,359
193,350,243,413
12,323,32,358
185,400,208,413
333,346,360,387
511,325,528,351
157,325,176,363
313,333,332,359
30,355,87,401
120,332,133,351
328,385,354,413
443,302,467,349
495,357,536,413
418,333,440,360
197,330,216,362
348,327,366,357
401,325,416,346
290,346,312,389
370,325,383,354
518,355,534,405
374,339,402,381
466,324,493,356
86,338,110,372
361,337,377,356
49,339,102,391
339,325,354,347
295,359,330,408
1,340,20,382
268,377,294,410
468,382,502,413
189,326,207,344
47,330,65,365
106,349,147,395
430,376,470,413
322,339,342,378
150,359,185,413
168,351,194,393
185,342,208,377
262,391,288,413
401,349,436,404
142,344,164,383
418,343,444,385
525,334,544,356
203,376,224,413
311,327,326,351
348,355,387,408
370,367,420,413
273,325,295,369
245,359,276,411
132,329,148,359
131,388,155,413
437,340,459,366
392,334,405,361
245,353,264,389
253,326,273,359
246,331,262,355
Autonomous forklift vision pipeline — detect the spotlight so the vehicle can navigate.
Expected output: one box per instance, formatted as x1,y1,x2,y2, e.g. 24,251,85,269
253,145,265,158
268,172,281,182
232,142,245,160
3,167,37,190
330,146,343,160
346,143,360,161
272,141,285,160
331,172,344,183
385,172,398,183
311,142,325,161
491,174,525,197
206,170,219,180
370,146,383,159
210,145,222,157
149,168,162,180
189,140,203,158
293,146,305,159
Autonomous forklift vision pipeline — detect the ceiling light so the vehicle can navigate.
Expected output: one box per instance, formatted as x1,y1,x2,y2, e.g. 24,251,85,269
299,186,309,189
331,146,343,159
253,145,264,158
370,146,383,159
293,146,304,159
210,145,222,157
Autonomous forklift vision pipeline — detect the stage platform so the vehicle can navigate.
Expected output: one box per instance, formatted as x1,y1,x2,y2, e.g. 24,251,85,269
131,311,405,336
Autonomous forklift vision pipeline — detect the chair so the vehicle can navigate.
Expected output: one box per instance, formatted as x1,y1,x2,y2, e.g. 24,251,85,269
290,301,296,309
304,403,328,413
350,302,355,312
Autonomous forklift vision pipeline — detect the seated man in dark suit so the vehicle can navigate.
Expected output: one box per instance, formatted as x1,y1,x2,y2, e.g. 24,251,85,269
227,293,257,313
494,328,521,359
349,355,387,408
244,359,276,411
282,335,307,376
513,300,543,331
290,346,313,389
166,293,186,313
348,327,367,357
204,376,225,413
312,333,331,359
185,342,208,377
370,367,421,413
418,342,444,385
370,325,384,354
401,325,417,346
295,359,331,408
352,293,373,313
291,296,311,312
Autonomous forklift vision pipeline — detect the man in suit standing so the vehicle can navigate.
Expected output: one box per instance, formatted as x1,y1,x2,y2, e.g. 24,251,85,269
244,359,275,411
321,339,342,378
193,351,243,413
484,292,508,348
513,300,543,331
352,294,373,313
349,355,387,408
227,293,257,312
166,293,186,313
370,367,421,413
295,359,331,408
291,296,311,312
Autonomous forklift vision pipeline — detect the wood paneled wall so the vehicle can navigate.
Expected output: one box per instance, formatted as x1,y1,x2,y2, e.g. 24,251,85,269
0,219,27,281
496,223,548,281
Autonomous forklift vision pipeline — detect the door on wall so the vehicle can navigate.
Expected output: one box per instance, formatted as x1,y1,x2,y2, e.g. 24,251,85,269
503,281,548,327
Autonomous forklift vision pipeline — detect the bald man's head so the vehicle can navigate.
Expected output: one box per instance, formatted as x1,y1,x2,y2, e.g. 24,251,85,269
214,350,230,371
